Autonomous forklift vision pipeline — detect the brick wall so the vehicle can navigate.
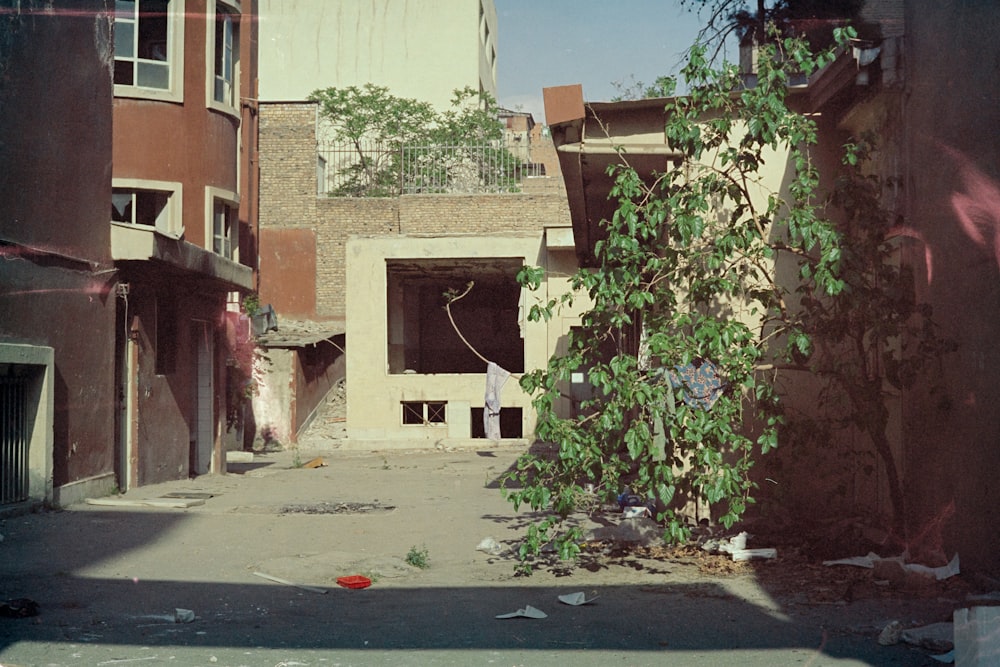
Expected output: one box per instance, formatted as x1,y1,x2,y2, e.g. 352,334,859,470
311,194,570,319
397,194,569,235
258,100,573,321
315,197,398,319
259,102,318,228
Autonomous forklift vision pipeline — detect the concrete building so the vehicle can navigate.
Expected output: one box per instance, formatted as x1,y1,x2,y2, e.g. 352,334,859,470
253,0,578,448
344,207,581,447
257,0,497,109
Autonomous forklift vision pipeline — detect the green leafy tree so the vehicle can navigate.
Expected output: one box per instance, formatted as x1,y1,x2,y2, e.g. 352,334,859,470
504,27,853,573
309,84,521,196
310,83,438,196
418,87,521,194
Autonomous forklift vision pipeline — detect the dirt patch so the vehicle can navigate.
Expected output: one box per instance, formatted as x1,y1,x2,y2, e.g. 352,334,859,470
278,501,396,515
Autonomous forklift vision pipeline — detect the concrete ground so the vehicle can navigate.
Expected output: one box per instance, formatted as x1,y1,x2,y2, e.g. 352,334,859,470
0,402,965,666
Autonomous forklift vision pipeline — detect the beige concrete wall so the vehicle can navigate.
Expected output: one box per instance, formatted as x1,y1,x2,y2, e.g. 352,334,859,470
345,232,583,447
258,0,496,108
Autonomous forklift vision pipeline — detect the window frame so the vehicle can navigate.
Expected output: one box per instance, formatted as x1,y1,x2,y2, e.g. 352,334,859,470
385,258,526,375
113,0,186,102
401,401,448,426
206,0,241,116
111,178,184,239
205,186,239,261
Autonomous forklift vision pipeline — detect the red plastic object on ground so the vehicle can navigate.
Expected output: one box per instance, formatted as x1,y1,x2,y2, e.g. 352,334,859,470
336,575,372,589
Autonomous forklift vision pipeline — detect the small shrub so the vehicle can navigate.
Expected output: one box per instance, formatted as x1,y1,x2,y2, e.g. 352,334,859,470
405,545,430,569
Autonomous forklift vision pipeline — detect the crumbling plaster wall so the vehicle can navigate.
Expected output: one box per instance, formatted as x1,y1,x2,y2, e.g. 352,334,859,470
345,233,569,447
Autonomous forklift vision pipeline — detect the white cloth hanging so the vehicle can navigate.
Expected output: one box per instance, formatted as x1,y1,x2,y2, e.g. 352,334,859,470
484,361,511,441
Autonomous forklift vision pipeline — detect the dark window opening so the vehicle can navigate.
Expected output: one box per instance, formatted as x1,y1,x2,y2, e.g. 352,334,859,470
387,258,525,374
471,407,522,439
0,371,29,504
402,401,447,425
112,189,169,228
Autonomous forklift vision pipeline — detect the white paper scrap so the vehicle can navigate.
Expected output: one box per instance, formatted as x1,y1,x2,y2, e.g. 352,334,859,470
496,605,547,619
822,552,960,581
557,592,599,606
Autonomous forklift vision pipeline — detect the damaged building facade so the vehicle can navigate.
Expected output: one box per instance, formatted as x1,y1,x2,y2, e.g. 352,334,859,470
254,0,587,447
256,102,580,445
1,0,260,508
544,0,1000,572
344,202,579,446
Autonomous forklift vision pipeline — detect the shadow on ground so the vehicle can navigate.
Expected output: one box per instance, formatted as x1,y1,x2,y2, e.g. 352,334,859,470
0,507,946,666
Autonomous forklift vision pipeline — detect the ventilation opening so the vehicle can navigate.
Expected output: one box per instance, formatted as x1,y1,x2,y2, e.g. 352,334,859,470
471,407,522,438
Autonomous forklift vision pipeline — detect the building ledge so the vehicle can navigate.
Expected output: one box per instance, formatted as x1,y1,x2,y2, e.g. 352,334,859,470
111,224,252,291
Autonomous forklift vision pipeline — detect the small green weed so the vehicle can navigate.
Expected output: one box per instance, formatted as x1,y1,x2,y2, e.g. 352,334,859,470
405,545,430,569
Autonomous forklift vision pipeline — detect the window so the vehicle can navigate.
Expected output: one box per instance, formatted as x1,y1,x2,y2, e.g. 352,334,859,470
212,199,236,260
386,258,525,375
402,401,447,426
211,2,240,107
112,180,182,237
114,0,171,90
112,185,182,239
207,187,239,260
471,407,522,438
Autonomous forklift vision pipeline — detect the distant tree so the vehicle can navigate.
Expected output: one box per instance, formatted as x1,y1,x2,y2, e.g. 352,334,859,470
309,84,519,196
309,84,437,196
432,86,505,145
610,75,676,102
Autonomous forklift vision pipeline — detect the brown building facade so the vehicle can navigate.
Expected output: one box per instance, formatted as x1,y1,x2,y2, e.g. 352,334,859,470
0,0,260,510
0,0,117,507
111,0,259,489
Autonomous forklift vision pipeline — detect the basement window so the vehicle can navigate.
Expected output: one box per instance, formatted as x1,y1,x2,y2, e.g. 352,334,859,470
386,258,525,375
402,401,447,426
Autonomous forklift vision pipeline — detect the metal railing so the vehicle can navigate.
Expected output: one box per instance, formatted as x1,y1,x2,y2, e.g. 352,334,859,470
316,140,546,197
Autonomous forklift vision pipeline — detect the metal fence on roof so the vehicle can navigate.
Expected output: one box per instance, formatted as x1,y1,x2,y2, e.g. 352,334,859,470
316,140,546,197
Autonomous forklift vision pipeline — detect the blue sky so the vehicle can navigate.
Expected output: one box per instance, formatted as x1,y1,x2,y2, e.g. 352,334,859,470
495,0,718,123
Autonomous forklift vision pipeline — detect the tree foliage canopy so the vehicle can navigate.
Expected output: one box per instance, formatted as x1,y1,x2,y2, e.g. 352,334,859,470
503,27,855,572
681,0,871,63
308,85,518,196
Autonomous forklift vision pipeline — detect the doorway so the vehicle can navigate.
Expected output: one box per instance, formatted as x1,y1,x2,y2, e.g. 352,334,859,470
192,321,214,475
